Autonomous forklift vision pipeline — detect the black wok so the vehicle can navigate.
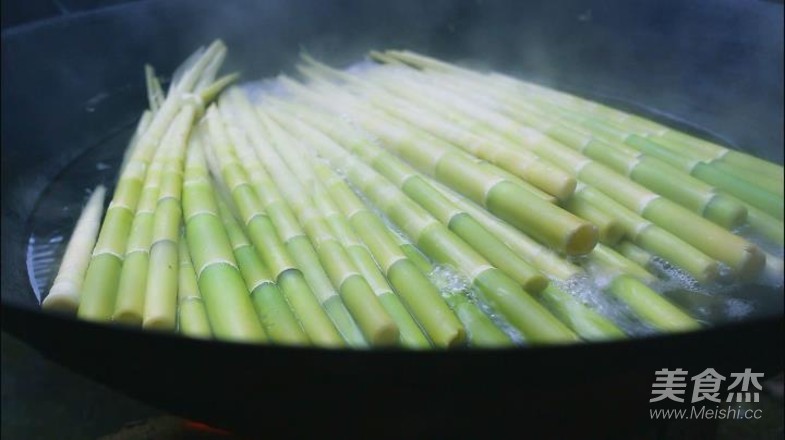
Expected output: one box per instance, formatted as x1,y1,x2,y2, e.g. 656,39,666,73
2,0,783,438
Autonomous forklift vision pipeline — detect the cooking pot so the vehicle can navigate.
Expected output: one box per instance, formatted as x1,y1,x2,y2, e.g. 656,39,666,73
2,0,783,438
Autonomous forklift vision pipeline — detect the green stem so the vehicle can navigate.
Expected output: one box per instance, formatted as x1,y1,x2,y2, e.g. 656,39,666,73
143,106,196,331
268,104,578,344
216,197,309,345
313,162,466,348
608,276,701,333
177,234,212,339
217,94,354,347
78,40,226,322
360,68,764,279
182,133,266,342
277,78,598,256
252,109,399,346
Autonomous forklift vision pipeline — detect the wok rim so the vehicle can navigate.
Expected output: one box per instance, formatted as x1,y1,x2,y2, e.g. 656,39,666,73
3,299,784,356
1,0,782,356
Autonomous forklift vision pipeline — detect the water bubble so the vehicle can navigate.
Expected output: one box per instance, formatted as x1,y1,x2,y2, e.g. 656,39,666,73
735,224,784,258
554,273,652,337
429,264,471,295
429,264,526,344
724,299,753,320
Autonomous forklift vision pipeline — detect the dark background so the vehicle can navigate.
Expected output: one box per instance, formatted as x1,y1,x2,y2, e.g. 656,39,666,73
1,0,142,29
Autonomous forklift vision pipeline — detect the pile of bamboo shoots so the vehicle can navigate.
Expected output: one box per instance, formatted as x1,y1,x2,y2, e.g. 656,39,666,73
41,41,784,348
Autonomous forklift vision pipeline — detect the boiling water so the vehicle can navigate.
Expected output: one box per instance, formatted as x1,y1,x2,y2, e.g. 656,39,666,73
428,264,527,344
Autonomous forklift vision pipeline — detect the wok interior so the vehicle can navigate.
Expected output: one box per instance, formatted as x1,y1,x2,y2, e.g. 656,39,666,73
3,0,783,329
1,4,782,437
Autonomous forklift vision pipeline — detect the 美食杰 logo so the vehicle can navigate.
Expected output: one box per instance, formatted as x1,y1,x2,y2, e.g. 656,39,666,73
649,368,765,420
